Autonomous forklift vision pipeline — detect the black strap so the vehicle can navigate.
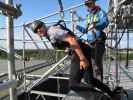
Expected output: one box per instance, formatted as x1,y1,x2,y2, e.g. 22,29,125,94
54,20,75,36
54,20,66,28
99,31,107,42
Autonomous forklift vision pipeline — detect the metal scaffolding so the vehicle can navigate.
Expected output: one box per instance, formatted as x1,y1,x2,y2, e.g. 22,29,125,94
0,0,133,100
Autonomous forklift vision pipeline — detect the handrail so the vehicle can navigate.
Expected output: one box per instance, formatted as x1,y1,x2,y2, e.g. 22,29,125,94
0,60,55,79
31,90,66,98
119,65,133,82
0,46,22,60
24,26,40,49
24,2,84,26
27,55,69,91
0,80,17,91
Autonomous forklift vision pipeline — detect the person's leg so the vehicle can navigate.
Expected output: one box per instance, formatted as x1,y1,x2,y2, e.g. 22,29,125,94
69,53,83,88
80,43,94,86
92,43,105,81
81,43,114,97
84,67,114,97
69,52,93,91
91,48,97,79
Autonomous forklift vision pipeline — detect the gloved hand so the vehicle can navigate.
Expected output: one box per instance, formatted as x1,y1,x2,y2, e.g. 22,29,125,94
78,16,83,22
87,22,96,31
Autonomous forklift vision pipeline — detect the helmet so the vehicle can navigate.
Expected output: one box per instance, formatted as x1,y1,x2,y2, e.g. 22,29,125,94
84,0,97,6
85,0,97,3
30,20,46,33
85,0,96,1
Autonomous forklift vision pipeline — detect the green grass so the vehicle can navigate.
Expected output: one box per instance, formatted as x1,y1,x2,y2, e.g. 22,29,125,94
0,51,7,59
119,53,133,60
0,50,65,60
1,50,133,60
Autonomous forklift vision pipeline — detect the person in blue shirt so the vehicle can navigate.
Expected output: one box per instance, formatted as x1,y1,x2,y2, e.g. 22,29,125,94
77,0,109,82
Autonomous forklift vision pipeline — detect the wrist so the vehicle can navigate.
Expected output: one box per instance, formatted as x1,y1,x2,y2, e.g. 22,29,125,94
80,58,86,61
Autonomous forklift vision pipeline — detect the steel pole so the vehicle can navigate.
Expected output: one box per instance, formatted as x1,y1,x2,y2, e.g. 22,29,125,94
70,9,77,33
114,0,119,86
6,0,17,99
58,0,64,20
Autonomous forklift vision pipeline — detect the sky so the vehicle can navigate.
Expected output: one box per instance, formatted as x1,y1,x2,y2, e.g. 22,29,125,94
0,0,133,49
13,0,109,26
0,0,109,26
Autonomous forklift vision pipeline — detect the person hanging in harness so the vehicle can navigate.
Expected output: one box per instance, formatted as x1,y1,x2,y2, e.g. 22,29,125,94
30,20,118,100
76,0,109,82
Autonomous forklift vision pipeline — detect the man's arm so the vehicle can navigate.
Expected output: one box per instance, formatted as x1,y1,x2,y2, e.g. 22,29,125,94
95,10,109,30
76,25,88,34
64,34,89,69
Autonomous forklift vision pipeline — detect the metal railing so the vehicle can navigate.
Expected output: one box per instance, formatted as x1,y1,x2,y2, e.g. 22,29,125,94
0,0,133,99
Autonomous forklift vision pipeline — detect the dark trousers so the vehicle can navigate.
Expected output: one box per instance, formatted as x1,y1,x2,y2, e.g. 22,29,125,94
69,42,113,97
91,42,105,81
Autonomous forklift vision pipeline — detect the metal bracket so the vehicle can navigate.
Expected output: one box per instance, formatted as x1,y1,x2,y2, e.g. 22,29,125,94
0,1,22,18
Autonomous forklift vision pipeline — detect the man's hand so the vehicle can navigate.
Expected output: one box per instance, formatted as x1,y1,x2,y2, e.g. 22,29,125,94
64,35,90,70
80,59,90,70
78,16,83,22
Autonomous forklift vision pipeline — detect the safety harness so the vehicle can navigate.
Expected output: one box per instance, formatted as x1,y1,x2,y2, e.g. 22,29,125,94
85,6,107,47
51,20,75,49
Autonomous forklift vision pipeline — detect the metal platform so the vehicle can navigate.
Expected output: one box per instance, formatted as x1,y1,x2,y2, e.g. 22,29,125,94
17,74,132,100
62,90,110,100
